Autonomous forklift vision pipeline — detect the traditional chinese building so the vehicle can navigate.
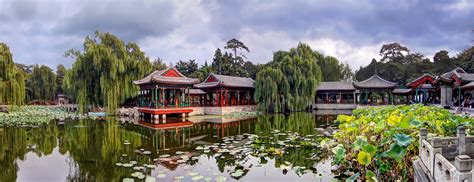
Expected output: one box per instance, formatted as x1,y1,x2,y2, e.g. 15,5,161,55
133,68,257,122
133,67,199,121
353,74,397,105
435,67,474,107
407,74,437,104
314,82,356,109
194,73,255,107
314,67,474,110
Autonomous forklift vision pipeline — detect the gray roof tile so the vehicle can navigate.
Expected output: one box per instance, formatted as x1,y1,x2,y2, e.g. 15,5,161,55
354,75,397,89
316,82,355,91
194,74,254,88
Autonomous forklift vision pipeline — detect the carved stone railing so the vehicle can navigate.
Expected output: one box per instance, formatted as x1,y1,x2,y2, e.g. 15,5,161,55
414,126,473,181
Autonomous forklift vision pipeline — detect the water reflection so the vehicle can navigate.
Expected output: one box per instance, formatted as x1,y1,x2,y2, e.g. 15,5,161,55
0,111,341,181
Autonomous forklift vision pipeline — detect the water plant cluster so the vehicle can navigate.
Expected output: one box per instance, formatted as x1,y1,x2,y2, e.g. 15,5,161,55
194,130,328,180
0,106,83,127
326,104,474,181
223,111,260,118
115,129,329,181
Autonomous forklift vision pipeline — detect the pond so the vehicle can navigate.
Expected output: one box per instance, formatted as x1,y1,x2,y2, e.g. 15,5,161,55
0,111,346,182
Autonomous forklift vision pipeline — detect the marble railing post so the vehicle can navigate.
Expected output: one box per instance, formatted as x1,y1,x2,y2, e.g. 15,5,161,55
420,128,428,143
457,125,466,155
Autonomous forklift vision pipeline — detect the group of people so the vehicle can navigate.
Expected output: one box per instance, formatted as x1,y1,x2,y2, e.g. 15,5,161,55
454,96,474,108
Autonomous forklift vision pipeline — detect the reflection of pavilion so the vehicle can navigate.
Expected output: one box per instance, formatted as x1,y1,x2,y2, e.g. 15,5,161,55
312,110,350,128
130,120,193,153
129,116,257,151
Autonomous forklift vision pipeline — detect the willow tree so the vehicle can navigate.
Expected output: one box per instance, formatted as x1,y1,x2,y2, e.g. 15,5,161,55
64,31,152,114
26,65,57,102
0,43,26,105
255,43,322,113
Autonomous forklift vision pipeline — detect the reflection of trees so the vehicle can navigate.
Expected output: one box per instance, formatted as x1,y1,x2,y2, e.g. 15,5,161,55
0,124,59,181
255,112,316,136
0,112,332,181
59,118,145,181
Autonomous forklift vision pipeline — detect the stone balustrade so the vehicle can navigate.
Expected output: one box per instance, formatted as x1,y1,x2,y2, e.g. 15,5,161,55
414,126,473,181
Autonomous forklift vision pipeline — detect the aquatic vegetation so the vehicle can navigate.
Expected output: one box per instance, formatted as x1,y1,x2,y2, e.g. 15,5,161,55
0,106,84,127
224,111,261,118
329,104,474,181
2,112,334,181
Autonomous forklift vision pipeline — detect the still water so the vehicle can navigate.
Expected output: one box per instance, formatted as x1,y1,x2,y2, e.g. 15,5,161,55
0,111,345,182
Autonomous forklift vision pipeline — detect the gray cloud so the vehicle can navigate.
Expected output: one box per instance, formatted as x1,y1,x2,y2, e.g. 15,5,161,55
0,0,472,69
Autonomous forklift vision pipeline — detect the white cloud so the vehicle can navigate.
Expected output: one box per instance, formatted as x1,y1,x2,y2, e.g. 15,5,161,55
305,38,382,69
0,0,472,70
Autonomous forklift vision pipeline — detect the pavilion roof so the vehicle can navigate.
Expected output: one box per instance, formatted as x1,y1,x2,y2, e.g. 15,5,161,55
456,73,474,82
392,88,412,94
461,82,474,89
194,74,254,89
316,82,355,91
437,67,474,82
407,73,435,87
353,74,397,89
133,67,199,85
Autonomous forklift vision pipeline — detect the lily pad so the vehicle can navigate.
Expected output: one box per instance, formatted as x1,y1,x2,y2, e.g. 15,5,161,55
123,163,134,167
131,172,143,177
123,178,134,182
231,169,244,177
156,173,166,179
191,175,204,181
174,176,184,180
145,176,156,182
216,176,227,182
187,172,199,176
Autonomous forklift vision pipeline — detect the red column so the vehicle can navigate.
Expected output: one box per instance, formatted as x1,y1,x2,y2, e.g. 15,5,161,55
220,90,224,106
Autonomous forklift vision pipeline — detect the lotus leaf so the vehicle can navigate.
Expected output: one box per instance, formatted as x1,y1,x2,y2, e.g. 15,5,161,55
393,133,412,147
357,151,371,166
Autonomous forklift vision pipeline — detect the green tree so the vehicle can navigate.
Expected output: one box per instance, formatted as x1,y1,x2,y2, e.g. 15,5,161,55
255,43,322,113
380,43,409,63
341,61,355,82
152,57,167,72
457,47,474,73
56,64,66,95
175,59,198,77
64,31,152,113
0,43,26,105
224,38,249,59
26,65,57,102
244,61,259,79
192,60,213,81
317,56,343,81
356,43,435,85
211,39,253,77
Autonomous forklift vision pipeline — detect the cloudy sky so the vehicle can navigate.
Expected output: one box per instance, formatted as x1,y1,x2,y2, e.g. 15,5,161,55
1,0,473,70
